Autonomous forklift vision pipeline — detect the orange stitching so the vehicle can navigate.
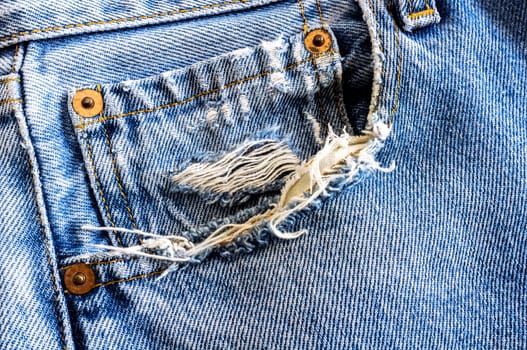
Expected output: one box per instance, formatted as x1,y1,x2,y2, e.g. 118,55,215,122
92,269,166,289
102,125,142,243
74,52,337,129
425,0,431,9
390,13,403,122
88,256,136,266
0,78,21,84
10,45,19,73
406,0,413,13
0,98,23,105
0,0,250,43
84,133,124,246
95,84,140,243
408,9,435,19
19,106,67,349
296,0,309,34
59,256,136,270
314,0,324,24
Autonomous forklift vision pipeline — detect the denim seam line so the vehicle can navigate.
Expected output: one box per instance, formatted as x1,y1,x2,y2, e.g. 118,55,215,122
307,0,330,137
59,257,136,270
26,157,67,350
13,87,68,349
390,18,402,121
10,45,19,73
102,125,142,244
402,0,436,20
0,98,23,105
64,268,166,294
0,78,21,84
296,0,308,34
95,82,142,245
408,9,436,20
84,124,125,246
73,51,338,129
0,0,251,43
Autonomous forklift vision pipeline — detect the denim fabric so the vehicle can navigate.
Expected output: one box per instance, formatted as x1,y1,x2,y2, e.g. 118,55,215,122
1,0,526,349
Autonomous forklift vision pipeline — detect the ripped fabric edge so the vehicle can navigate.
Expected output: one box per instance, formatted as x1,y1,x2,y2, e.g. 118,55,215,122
83,122,393,264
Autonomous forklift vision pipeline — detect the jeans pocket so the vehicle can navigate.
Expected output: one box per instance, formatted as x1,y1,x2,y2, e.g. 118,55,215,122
68,26,351,263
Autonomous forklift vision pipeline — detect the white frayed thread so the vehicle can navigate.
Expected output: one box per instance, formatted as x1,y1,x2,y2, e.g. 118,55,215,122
304,111,323,145
172,139,300,195
239,94,250,114
85,124,394,263
206,107,219,122
220,102,232,122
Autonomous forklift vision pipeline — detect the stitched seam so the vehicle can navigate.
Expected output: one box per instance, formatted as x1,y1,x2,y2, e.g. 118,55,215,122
0,78,21,84
390,22,402,121
91,269,166,289
14,96,67,349
0,98,23,105
74,52,337,129
87,256,136,266
368,0,384,113
312,0,330,136
84,133,124,246
406,0,413,13
59,257,136,270
424,0,430,9
314,0,324,24
332,69,347,126
368,0,384,52
95,84,142,244
102,125,142,244
312,62,329,137
408,9,435,19
10,45,19,73
30,178,67,350
0,0,250,43
296,0,309,34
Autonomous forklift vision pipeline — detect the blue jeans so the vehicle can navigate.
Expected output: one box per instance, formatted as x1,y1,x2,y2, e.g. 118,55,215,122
1,0,525,348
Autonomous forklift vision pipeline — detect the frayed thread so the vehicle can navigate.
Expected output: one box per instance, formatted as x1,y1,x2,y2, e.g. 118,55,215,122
172,139,300,196
83,124,394,264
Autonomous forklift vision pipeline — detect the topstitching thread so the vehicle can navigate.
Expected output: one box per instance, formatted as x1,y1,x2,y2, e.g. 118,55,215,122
74,51,338,129
12,85,67,349
0,0,250,43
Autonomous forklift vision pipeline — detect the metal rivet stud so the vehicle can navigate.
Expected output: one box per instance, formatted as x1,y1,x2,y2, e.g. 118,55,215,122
304,29,332,54
81,96,95,109
72,272,87,286
72,89,104,118
312,34,325,47
64,263,96,295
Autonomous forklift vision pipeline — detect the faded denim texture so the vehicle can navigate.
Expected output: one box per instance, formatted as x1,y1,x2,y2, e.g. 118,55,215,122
0,0,526,349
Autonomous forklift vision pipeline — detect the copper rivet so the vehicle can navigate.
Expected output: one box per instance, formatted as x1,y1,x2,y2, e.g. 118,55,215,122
81,96,95,109
72,272,86,286
72,89,104,118
312,34,325,47
304,29,332,54
64,263,96,295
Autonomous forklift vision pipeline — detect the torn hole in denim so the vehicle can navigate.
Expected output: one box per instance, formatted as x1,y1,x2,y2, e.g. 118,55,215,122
83,123,394,270
171,139,300,206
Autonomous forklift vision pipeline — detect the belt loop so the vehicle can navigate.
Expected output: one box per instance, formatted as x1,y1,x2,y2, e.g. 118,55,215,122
393,0,441,32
